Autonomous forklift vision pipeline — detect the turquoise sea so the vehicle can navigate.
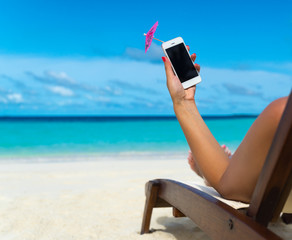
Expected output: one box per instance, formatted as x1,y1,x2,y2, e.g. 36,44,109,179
0,116,256,158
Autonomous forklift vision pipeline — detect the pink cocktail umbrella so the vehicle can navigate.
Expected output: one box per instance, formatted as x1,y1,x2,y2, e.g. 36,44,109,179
144,21,164,53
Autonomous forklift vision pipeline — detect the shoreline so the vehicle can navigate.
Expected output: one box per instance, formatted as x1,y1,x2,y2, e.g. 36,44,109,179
0,115,258,121
0,151,188,163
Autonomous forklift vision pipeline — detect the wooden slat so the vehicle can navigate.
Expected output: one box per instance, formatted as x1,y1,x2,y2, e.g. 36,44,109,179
282,213,292,224
155,197,171,207
173,207,186,217
158,179,282,240
141,180,160,234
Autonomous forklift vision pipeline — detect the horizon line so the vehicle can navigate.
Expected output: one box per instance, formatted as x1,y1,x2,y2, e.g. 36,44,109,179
0,114,258,121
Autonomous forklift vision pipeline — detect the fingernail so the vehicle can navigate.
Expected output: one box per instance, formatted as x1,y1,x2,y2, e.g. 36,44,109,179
161,57,166,62
222,144,226,148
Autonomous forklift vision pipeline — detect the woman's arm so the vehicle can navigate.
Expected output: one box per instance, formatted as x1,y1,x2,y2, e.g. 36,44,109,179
162,55,230,194
174,100,230,188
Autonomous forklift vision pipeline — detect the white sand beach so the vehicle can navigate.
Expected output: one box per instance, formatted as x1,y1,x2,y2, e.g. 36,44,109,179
0,153,291,240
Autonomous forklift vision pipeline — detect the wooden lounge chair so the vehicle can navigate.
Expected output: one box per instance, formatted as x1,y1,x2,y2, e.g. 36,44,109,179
141,91,292,240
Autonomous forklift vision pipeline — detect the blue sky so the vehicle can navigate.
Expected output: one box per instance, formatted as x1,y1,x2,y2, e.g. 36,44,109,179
0,0,291,116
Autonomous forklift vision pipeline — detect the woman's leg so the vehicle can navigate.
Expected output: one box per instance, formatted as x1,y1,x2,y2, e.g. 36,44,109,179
188,145,232,186
218,97,288,202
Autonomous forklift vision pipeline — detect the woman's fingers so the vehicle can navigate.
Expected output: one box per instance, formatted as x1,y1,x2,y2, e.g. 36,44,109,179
191,53,200,73
186,45,198,64
191,53,196,62
195,63,200,73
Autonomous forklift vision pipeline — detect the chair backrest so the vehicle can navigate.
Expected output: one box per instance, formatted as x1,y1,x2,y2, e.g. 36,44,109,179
247,91,292,226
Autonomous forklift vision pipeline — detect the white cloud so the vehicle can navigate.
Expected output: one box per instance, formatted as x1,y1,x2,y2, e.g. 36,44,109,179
0,97,8,103
125,42,163,62
257,62,292,73
47,86,74,97
0,54,291,115
7,93,23,103
97,97,111,103
46,71,76,84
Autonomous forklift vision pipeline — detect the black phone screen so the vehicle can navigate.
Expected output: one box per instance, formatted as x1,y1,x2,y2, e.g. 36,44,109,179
166,43,198,83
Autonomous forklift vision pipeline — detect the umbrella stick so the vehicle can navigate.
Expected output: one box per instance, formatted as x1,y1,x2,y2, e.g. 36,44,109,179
143,33,164,43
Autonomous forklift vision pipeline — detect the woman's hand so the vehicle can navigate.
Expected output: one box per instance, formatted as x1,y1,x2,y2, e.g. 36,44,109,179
162,46,200,105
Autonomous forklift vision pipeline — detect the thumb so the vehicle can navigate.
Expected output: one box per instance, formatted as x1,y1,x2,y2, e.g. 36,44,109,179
162,57,175,79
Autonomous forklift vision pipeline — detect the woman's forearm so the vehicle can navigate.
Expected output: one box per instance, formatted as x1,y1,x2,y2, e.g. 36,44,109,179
162,54,232,195
174,100,230,190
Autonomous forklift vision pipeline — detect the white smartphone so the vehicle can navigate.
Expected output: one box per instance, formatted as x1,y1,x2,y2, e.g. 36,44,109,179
162,37,201,89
